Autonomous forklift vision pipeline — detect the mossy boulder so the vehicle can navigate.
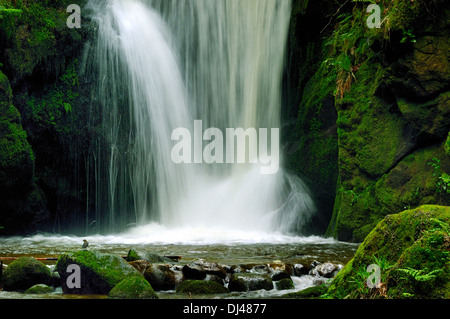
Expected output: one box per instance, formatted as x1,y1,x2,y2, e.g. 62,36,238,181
176,280,229,295
55,250,142,294
108,275,158,299
275,278,295,290
25,283,54,294
1,257,53,291
282,283,328,299
327,205,450,299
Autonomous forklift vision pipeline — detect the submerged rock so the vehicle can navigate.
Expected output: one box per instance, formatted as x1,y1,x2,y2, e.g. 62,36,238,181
55,250,142,294
108,275,158,299
1,257,53,291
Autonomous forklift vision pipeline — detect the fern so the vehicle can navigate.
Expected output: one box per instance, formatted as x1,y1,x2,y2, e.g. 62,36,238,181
396,267,443,282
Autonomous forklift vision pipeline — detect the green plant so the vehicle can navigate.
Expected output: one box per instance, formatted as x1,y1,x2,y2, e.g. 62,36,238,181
400,28,416,43
396,267,443,282
428,158,450,200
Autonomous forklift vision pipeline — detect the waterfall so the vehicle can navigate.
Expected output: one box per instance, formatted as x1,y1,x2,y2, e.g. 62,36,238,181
85,0,315,235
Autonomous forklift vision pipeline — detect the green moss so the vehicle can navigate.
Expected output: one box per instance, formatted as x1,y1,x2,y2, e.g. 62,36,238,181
0,0,85,84
25,283,54,294
275,278,295,290
108,276,158,299
326,205,450,299
445,132,450,157
176,280,229,295
282,283,328,299
1,257,53,291
56,250,142,294
0,71,34,191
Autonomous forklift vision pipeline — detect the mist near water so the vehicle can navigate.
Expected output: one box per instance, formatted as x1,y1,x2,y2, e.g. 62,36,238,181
82,0,316,238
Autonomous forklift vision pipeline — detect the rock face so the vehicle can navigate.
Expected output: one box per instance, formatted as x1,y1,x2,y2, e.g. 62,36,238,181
1,257,53,291
108,275,158,299
285,0,450,242
327,205,450,299
55,250,142,294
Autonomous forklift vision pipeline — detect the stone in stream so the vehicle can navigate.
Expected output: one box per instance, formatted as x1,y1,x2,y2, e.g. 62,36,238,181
228,272,273,292
144,264,177,291
108,275,158,299
55,250,142,294
309,262,342,278
25,283,54,294
126,249,174,263
1,257,53,291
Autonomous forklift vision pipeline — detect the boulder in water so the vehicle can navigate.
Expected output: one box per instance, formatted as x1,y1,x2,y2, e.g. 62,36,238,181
144,264,176,291
108,275,158,299
55,250,142,294
126,249,173,263
228,273,273,292
1,257,53,291
25,283,54,294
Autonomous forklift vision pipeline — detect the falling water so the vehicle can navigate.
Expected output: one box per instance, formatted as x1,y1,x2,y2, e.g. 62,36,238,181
84,0,316,236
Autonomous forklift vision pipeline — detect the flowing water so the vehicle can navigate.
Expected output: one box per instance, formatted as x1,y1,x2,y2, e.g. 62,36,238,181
1,0,360,300
82,0,315,235
0,231,358,299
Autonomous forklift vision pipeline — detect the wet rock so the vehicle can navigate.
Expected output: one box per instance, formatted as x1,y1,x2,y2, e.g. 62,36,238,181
126,249,173,263
55,250,142,294
108,276,158,299
176,279,229,294
205,274,225,285
144,264,176,291
293,264,308,276
129,259,152,274
1,257,53,291
228,273,273,292
275,278,295,290
25,284,54,294
182,262,207,280
269,262,293,275
270,270,290,281
250,264,271,274
202,261,227,278
309,262,341,278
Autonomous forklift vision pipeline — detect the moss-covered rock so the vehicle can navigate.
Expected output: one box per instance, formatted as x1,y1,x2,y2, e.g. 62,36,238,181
1,257,53,291
326,205,450,299
275,278,295,290
25,283,54,294
55,250,142,294
282,283,328,298
176,280,229,295
108,275,158,299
